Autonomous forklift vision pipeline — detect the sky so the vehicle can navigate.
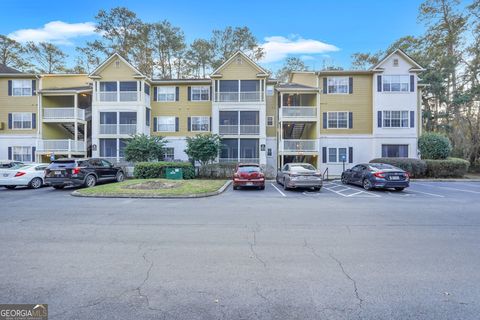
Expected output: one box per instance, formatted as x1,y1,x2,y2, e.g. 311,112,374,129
0,0,427,72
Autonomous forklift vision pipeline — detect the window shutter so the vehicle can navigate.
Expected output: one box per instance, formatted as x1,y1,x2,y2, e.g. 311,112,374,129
209,86,212,101
8,113,12,129
410,75,414,92
187,87,191,101
32,147,36,162
32,80,36,95
377,111,382,128
410,111,415,128
377,75,382,92
175,87,179,101
209,117,212,131
8,147,12,160
349,77,353,94
187,117,191,131
8,80,12,96
348,147,353,163
348,112,353,129
153,117,157,132
323,78,327,94
322,147,327,163
323,112,327,129
153,87,157,101
175,117,179,131
32,113,36,129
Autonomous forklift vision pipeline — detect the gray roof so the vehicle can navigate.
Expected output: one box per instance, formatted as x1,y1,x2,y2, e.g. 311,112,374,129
41,86,92,92
0,64,23,74
275,82,318,90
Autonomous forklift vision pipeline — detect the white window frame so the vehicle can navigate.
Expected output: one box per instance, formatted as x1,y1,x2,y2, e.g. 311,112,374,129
266,85,274,96
191,86,210,101
163,147,175,160
327,77,349,94
157,86,176,102
157,116,176,132
267,116,274,127
12,112,32,130
12,146,32,162
12,80,32,97
327,147,348,163
383,110,409,128
382,75,409,92
327,112,348,129
191,116,210,132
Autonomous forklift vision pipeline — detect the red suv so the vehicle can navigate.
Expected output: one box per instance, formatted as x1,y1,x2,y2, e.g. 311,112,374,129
233,163,265,190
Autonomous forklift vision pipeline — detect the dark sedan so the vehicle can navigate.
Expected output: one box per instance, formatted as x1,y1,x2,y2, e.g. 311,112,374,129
45,158,125,189
341,163,410,191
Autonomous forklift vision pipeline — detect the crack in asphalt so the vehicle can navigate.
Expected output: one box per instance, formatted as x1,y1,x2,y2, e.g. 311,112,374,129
248,229,267,269
329,253,364,308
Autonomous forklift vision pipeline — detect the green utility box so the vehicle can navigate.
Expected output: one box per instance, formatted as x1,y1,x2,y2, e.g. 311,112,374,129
166,167,183,180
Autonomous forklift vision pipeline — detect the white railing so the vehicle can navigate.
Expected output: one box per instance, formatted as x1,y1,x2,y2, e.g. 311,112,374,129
100,124,137,135
119,91,138,102
43,108,85,121
100,124,118,134
281,107,317,118
219,158,260,163
101,157,126,164
282,139,318,152
98,92,118,102
119,124,137,135
219,125,260,135
37,139,86,152
215,91,263,102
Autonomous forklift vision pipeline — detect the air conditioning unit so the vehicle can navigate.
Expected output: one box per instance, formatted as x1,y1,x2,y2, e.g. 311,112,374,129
0,122,4,130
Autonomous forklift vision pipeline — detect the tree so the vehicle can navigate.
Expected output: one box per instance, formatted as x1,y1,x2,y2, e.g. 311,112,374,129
184,134,222,165
75,45,103,73
151,20,186,79
275,57,309,82
0,35,29,70
124,134,168,162
130,23,155,77
26,42,67,73
186,39,213,78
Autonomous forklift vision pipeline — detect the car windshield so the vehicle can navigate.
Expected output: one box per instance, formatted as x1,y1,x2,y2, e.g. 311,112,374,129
290,164,316,171
0,162,23,169
48,160,77,169
369,163,395,170
238,166,260,173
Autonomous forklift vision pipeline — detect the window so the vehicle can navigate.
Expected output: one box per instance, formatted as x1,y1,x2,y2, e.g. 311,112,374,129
163,148,174,161
146,108,151,126
99,81,117,92
338,148,347,162
157,116,176,132
12,113,32,129
119,139,129,158
267,148,272,157
12,80,32,96
328,148,337,162
267,116,274,126
327,112,348,129
191,116,209,132
12,146,32,162
393,59,399,67
99,139,117,158
191,86,210,101
327,77,349,94
382,144,409,157
383,111,409,128
382,75,409,92
157,86,176,102
266,85,274,96
328,147,348,163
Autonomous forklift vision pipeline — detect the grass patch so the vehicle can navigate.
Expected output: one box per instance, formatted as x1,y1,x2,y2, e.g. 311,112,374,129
76,179,227,197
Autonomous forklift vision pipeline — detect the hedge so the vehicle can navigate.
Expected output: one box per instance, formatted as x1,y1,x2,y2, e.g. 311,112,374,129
198,162,238,179
418,132,452,159
134,162,195,179
424,158,470,178
370,158,427,178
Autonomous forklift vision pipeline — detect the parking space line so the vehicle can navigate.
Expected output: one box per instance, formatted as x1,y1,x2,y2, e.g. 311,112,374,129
271,183,286,197
407,189,445,197
436,186,480,194
345,191,364,197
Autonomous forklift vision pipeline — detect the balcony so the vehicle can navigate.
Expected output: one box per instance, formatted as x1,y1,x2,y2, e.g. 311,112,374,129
280,107,317,121
37,139,86,153
43,108,86,121
281,139,318,153
219,125,260,135
100,124,137,135
218,158,260,163
97,91,139,102
215,91,263,102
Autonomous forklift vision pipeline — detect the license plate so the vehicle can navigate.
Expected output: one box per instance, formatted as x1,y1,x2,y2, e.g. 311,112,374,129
390,176,400,180
246,182,253,186
54,171,62,175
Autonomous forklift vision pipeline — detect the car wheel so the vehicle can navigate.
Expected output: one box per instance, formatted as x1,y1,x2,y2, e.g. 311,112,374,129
363,179,372,191
394,187,405,191
341,175,348,185
116,172,125,182
4,185,16,189
313,187,321,191
259,186,265,190
283,179,289,190
53,185,65,190
233,185,238,190
84,175,97,188
29,177,43,189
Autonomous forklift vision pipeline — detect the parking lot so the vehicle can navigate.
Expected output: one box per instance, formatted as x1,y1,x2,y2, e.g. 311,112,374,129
1,181,480,320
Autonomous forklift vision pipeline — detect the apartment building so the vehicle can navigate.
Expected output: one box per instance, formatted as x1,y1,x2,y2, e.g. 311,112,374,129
0,49,424,176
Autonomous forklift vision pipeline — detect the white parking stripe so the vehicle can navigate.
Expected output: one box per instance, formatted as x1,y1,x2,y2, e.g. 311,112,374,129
407,189,445,197
345,191,364,197
437,186,480,194
271,183,286,197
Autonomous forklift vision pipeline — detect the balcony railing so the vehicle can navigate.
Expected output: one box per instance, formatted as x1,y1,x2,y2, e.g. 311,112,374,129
97,91,140,102
43,108,85,121
218,158,260,163
215,91,263,102
281,139,318,152
219,125,260,135
100,124,137,135
119,91,138,101
37,139,86,153
98,92,118,102
281,107,317,118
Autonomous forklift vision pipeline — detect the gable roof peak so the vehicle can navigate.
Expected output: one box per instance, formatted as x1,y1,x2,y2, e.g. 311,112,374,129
371,48,425,71
211,50,269,77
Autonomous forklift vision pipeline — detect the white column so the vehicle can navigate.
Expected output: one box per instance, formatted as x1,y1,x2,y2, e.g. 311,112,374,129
84,123,87,156
74,94,78,142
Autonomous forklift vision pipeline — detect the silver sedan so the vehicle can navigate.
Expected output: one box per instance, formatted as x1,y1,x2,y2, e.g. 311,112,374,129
276,163,323,191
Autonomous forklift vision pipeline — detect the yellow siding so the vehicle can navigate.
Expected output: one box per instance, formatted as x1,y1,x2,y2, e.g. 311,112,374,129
42,123,72,139
320,75,373,134
42,75,90,89
151,84,212,137
42,96,74,108
290,73,317,87
95,58,139,81
0,78,37,135
217,56,264,80
266,94,277,137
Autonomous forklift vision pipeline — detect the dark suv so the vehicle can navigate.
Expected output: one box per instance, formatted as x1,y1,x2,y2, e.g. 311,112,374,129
45,158,125,189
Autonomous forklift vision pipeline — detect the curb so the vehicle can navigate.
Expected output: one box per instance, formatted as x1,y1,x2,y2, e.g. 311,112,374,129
411,178,480,182
71,180,232,199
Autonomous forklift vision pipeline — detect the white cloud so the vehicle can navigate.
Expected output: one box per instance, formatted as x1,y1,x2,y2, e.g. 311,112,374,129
8,21,96,45
261,35,339,63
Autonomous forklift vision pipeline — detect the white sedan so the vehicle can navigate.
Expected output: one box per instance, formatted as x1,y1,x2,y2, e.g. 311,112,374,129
0,163,49,189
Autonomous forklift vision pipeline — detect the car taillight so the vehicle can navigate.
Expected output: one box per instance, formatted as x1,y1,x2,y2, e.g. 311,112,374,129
405,172,410,179
373,171,385,178
72,167,80,175
233,173,239,178
14,171,26,177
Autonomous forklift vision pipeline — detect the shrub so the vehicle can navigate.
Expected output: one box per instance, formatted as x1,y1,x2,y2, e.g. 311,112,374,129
198,162,238,179
184,134,222,166
370,158,427,178
424,158,470,178
134,162,195,179
124,134,167,162
418,132,452,160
